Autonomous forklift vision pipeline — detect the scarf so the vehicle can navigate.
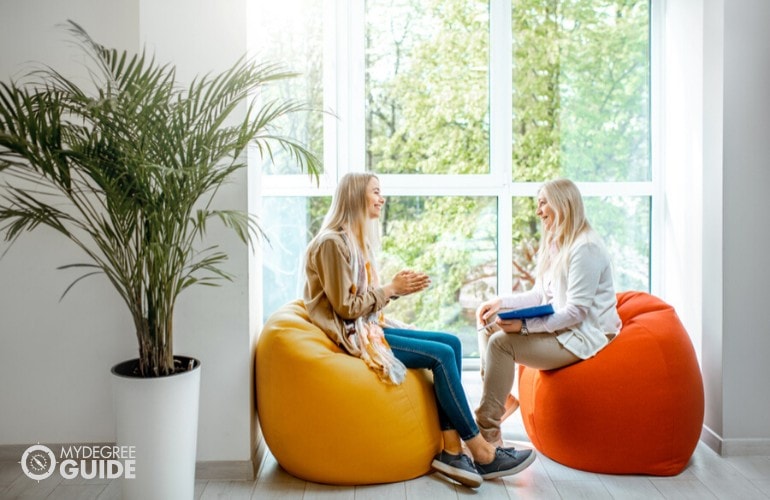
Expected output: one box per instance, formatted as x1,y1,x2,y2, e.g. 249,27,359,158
336,232,407,385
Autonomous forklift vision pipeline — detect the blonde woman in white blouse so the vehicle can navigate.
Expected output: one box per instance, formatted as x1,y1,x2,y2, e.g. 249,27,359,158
475,178,622,446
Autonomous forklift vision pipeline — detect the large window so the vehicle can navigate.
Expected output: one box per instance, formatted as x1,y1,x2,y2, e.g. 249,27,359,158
252,0,655,357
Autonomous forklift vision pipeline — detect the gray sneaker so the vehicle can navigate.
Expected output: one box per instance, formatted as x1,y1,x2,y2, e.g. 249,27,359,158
475,447,536,479
431,451,483,488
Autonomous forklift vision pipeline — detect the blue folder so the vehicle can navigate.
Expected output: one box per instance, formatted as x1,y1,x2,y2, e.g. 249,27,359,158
497,303,555,320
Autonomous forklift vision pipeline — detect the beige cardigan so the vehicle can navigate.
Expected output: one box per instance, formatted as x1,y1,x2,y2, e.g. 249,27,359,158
303,231,392,348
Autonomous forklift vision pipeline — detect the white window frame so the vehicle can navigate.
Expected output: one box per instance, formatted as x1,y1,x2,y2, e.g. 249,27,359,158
255,0,662,323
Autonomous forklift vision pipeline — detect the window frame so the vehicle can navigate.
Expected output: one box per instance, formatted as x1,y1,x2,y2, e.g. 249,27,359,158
254,0,663,324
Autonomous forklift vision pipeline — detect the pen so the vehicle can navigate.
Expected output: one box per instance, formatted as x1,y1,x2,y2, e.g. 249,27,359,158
477,319,497,333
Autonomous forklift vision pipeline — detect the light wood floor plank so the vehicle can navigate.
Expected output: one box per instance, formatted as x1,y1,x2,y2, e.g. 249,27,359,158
200,479,257,499
725,455,770,480
538,454,602,482
599,475,665,500
354,481,406,500
750,479,770,497
303,481,355,500
46,483,107,500
2,470,63,499
688,444,768,499
95,479,121,500
250,480,306,499
195,480,208,500
457,477,509,499
649,479,719,500
553,479,613,499
404,472,459,499
501,456,561,500
0,460,22,487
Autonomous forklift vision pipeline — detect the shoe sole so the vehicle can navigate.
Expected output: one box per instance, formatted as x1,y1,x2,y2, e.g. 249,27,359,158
431,458,483,488
478,449,537,480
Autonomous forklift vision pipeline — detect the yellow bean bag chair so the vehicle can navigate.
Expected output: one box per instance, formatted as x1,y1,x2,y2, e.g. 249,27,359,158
255,300,443,485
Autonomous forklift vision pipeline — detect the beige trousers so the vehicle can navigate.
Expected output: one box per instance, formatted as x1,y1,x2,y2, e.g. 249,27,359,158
475,329,581,444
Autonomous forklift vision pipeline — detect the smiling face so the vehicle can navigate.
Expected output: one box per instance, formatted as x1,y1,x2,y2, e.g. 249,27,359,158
536,191,557,233
366,177,385,220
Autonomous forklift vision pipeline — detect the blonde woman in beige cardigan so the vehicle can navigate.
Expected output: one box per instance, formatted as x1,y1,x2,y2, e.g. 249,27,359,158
303,173,536,487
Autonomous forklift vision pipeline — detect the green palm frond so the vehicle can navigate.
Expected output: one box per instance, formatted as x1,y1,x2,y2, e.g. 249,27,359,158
0,20,321,376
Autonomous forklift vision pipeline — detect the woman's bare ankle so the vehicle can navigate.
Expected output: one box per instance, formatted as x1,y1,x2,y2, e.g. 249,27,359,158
474,447,496,465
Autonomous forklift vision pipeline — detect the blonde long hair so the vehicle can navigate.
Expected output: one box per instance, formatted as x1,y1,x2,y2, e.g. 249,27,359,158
317,172,380,259
536,179,592,295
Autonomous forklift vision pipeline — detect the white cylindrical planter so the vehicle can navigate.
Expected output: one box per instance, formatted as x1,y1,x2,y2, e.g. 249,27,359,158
111,357,201,500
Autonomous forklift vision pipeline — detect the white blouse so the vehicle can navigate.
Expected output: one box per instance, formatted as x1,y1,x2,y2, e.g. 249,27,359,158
500,231,622,359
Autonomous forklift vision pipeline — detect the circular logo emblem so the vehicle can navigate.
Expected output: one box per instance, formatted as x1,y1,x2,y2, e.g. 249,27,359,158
20,444,57,481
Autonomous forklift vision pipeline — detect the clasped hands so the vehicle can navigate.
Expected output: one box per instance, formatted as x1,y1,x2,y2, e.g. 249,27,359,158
387,269,431,298
476,297,525,336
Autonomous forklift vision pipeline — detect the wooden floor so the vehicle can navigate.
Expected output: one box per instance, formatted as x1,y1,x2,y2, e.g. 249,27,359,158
2,371,769,499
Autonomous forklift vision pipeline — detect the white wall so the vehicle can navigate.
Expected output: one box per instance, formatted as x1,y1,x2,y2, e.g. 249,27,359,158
701,0,726,447
0,0,141,446
0,0,258,466
664,0,770,455
719,0,770,452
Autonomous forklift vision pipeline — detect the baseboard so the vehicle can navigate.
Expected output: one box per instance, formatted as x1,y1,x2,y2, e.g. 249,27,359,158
701,425,770,456
701,425,724,454
195,436,266,481
195,459,255,481
1,438,268,482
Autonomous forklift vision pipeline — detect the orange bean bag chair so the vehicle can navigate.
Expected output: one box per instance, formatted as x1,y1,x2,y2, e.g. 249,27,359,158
255,300,442,485
518,291,704,476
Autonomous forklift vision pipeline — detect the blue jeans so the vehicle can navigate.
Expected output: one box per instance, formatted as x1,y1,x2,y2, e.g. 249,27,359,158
383,328,480,441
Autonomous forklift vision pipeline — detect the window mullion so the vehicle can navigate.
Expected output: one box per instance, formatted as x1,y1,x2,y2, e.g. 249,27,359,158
650,0,664,296
491,0,513,296
344,0,365,179
323,0,339,186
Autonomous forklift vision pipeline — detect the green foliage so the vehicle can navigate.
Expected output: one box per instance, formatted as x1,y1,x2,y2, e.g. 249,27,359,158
0,21,320,376
253,1,325,175
512,0,562,183
379,196,496,339
366,0,489,174
362,0,649,354
557,0,650,181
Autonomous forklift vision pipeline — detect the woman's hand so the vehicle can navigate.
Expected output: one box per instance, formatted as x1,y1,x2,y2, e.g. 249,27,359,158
496,318,524,334
476,297,502,336
386,270,431,297
477,297,502,325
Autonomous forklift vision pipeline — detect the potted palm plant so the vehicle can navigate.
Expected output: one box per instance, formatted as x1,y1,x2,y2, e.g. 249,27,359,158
0,21,319,499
